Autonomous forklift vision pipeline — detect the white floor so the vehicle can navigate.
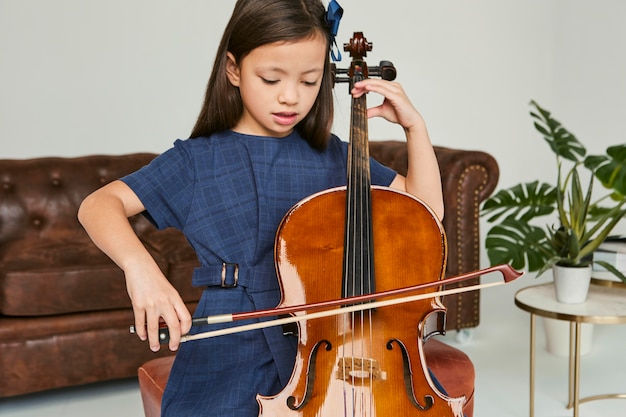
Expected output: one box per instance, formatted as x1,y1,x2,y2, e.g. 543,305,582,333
1,272,625,417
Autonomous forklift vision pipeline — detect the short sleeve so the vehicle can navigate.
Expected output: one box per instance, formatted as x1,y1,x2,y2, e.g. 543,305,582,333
370,155,397,186
327,135,397,187
120,139,194,230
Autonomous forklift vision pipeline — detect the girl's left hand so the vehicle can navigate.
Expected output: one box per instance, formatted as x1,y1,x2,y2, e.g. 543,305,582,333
351,79,424,132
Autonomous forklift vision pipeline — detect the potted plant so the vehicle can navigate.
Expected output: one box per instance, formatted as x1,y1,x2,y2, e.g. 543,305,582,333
481,100,626,303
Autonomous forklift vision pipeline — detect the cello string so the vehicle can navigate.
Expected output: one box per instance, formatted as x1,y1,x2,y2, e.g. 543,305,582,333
353,124,358,416
345,90,357,415
366,198,374,416
360,81,375,415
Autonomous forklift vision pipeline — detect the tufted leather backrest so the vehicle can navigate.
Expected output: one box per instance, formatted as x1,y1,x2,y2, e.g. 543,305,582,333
0,153,158,245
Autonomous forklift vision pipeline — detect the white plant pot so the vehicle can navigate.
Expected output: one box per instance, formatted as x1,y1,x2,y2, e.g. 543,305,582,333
543,317,593,356
552,264,592,304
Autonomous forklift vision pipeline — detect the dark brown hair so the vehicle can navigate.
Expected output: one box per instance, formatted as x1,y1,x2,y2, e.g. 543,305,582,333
190,0,334,149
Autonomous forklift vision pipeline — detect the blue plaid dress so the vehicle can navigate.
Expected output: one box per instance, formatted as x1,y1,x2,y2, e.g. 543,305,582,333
121,130,397,416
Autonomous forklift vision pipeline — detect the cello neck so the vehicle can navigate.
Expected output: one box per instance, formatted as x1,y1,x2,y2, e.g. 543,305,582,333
343,37,375,299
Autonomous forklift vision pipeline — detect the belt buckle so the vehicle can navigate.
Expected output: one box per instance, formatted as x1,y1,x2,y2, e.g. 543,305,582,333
221,263,239,288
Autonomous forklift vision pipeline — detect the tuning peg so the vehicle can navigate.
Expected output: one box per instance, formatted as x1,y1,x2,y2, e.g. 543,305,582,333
369,61,396,81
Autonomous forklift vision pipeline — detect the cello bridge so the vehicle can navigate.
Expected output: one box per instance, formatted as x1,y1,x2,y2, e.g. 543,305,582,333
337,357,387,381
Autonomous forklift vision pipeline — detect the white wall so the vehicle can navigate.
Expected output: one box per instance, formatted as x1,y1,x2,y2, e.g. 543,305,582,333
1,0,625,233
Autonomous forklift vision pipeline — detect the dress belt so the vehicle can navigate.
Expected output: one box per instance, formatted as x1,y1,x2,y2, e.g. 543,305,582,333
192,263,278,291
193,263,298,337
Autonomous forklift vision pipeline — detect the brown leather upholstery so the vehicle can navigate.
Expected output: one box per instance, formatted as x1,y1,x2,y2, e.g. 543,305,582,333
0,142,497,397
138,356,176,417
138,338,475,417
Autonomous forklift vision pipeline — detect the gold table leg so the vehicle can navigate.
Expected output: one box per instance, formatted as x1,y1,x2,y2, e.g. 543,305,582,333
529,313,535,417
567,322,574,408
565,322,581,417
573,322,581,417
565,321,626,415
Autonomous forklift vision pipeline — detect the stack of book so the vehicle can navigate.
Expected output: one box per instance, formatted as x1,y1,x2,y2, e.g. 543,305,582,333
592,236,626,284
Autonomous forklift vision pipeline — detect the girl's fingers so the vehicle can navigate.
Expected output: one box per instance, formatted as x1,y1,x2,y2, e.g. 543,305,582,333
352,79,406,100
133,309,148,341
161,308,182,352
352,79,420,129
145,313,161,351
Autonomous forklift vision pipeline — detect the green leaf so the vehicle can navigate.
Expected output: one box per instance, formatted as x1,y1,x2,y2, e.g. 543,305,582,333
484,218,552,272
593,261,626,284
481,181,556,223
584,143,626,197
529,100,586,162
580,204,626,259
567,167,592,238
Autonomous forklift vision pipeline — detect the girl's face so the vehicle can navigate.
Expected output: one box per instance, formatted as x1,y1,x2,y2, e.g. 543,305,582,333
226,33,327,138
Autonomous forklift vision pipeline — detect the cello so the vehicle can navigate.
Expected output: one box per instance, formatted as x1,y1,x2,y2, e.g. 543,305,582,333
255,32,488,416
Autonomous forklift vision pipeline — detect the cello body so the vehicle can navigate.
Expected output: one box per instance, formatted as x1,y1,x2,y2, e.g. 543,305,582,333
257,187,464,416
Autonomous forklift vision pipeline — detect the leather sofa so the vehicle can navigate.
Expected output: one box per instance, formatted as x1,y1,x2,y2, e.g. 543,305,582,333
0,141,498,399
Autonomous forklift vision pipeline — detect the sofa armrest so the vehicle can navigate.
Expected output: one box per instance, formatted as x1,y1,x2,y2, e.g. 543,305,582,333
434,146,499,274
369,141,499,330
435,146,499,329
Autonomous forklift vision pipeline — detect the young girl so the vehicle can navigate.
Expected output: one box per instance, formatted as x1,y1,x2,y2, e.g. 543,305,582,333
78,0,444,415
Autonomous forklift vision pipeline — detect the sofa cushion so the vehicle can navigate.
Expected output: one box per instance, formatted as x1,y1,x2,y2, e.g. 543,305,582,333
0,230,169,316
0,304,199,397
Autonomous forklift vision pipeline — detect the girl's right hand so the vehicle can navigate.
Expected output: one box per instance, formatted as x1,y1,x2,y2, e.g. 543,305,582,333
78,180,192,352
125,263,192,352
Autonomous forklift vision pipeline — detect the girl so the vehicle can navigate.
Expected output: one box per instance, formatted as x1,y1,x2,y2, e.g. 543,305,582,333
78,0,444,415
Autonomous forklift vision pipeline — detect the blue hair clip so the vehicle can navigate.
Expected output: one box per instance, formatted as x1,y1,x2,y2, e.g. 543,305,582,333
326,0,343,62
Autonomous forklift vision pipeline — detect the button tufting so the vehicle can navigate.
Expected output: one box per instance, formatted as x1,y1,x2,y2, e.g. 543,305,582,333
98,168,109,184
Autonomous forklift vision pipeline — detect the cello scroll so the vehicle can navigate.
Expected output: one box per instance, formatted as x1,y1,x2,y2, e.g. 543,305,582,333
332,32,397,88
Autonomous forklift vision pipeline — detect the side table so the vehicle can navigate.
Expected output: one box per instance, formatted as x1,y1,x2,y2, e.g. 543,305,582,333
514,283,626,417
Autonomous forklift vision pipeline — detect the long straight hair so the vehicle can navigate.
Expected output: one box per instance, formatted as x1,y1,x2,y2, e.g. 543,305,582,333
190,0,334,149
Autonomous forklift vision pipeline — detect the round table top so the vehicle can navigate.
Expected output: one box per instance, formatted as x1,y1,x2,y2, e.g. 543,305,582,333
514,283,626,324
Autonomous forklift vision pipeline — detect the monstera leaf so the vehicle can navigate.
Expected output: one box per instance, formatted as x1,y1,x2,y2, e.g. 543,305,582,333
485,218,552,272
481,181,556,223
530,100,586,162
585,144,626,198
